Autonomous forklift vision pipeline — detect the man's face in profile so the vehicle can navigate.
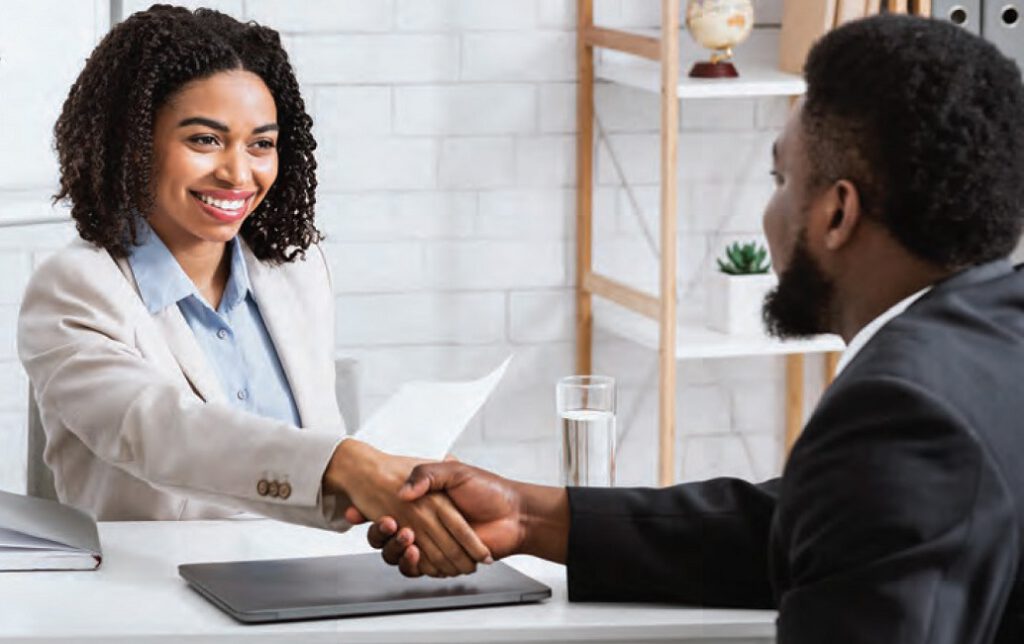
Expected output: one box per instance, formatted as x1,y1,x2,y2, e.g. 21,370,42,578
760,102,837,339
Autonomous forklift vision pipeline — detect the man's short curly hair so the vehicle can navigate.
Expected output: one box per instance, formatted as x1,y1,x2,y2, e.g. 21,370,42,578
802,14,1024,269
54,4,320,263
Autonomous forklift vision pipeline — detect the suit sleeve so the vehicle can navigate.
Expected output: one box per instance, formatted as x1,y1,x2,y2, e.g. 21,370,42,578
17,248,351,531
566,477,780,607
776,376,1017,643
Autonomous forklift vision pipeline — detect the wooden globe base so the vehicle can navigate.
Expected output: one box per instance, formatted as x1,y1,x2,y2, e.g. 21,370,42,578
688,61,739,78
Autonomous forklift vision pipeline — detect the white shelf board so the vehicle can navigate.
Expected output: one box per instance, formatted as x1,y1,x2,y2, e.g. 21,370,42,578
596,60,806,99
595,300,845,360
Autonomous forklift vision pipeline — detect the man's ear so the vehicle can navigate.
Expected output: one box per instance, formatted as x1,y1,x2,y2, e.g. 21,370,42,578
822,180,861,251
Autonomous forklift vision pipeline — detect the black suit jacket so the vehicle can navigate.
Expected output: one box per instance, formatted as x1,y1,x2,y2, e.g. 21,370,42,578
567,260,1024,643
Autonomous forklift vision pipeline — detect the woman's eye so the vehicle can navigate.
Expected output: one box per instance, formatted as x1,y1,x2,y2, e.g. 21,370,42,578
190,135,219,147
252,139,276,150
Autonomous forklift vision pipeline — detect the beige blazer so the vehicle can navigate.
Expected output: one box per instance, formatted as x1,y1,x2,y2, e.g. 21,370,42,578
17,237,351,531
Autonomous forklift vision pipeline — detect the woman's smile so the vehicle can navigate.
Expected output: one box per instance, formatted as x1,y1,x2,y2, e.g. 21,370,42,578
190,189,257,223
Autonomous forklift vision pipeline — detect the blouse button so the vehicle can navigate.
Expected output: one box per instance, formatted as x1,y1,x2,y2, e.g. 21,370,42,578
237,389,248,401
217,329,228,340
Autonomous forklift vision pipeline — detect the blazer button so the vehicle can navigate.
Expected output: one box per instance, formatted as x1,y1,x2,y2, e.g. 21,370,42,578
278,482,292,500
256,479,270,496
267,481,280,498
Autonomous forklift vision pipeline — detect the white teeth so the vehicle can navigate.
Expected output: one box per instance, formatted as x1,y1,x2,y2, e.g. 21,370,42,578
195,193,246,210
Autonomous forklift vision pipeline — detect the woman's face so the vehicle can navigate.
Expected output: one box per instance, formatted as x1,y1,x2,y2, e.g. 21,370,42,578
149,70,278,253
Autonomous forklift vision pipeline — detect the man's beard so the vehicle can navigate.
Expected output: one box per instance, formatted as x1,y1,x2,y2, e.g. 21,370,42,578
762,230,835,339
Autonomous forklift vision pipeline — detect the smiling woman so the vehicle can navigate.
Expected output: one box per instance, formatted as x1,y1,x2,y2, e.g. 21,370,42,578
147,71,281,309
17,4,488,578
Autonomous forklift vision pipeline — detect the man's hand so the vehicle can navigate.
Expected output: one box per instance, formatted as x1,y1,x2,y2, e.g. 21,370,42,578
362,461,570,577
322,439,491,577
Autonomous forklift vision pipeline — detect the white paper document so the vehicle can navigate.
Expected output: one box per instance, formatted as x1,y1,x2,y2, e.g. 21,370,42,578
354,356,512,460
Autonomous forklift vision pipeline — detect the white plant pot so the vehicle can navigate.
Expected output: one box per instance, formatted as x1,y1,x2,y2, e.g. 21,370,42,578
707,272,777,335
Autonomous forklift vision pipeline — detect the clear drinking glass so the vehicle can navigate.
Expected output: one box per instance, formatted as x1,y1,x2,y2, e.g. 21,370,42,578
557,375,616,487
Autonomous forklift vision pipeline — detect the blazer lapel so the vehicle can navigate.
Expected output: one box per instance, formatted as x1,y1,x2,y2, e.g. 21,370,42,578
153,308,228,404
242,244,316,428
115,257,226,404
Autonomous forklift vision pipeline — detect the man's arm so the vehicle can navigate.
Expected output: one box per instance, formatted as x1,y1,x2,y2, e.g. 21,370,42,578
567,478,779,607
370,462,781,608
385,463,570,565
775,376,1017,643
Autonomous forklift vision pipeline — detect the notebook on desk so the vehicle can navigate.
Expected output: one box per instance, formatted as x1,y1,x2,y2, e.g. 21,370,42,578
0,490,102,571
180,553,551,624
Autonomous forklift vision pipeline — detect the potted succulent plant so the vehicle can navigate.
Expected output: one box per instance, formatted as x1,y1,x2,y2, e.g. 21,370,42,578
707,241,777,335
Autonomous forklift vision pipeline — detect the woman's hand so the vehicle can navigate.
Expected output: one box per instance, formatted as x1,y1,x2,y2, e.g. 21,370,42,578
322,439,491,577
360,462,570,578
359,461,527,577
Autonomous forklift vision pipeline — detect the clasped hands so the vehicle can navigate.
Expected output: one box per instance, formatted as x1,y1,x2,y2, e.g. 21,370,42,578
319,436,528,577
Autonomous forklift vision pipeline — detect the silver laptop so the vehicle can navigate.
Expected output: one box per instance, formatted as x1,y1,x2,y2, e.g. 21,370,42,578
179,553,552,624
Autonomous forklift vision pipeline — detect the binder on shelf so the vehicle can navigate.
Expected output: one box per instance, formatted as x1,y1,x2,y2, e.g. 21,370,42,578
779,0,839,74
931,0,982,35
982,1,1022,67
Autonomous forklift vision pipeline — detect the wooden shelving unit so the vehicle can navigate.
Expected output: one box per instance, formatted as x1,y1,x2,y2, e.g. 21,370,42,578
575,0,845,486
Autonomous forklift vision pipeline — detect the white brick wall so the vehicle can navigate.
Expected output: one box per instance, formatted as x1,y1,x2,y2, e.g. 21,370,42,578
396,0,539,33
289,34,460,84
508,290,575,343
0,1,107,192
424,240,566,289
516,135,577,187
0,0,109,493
395,85,537,136
0,0,802,493
336,292,505,345
318,192,477,240
247,0,394,33
0,253,32,306
313,86,392,137
461,32,576,82
319,138,438,190
439,137,515,189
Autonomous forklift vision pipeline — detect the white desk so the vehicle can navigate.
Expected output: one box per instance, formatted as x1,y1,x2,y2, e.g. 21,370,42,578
0,519,776,643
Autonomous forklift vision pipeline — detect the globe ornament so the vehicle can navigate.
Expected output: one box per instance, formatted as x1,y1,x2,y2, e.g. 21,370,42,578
685,0,755,78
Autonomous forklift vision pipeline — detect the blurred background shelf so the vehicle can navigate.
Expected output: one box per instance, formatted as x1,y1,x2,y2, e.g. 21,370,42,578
596,60,806,99
594,301,845,360
575,0,851,486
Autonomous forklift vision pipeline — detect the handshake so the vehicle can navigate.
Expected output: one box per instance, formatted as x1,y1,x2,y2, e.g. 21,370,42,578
322,438,569,578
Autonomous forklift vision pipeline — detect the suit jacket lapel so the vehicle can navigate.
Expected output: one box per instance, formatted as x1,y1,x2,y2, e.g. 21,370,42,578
152,307,227,404
242,244,316,428
115,256,226,404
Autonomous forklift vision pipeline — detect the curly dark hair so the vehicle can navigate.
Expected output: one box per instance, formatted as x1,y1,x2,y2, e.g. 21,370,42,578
802,14,1024,269
53,4,320,262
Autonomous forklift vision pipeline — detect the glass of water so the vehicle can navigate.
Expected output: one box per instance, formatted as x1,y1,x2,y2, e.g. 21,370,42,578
557,375,616,487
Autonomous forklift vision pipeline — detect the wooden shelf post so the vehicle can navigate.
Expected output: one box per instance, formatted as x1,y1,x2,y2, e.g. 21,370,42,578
825,351,841,383
785,354,805,453
576,0,595,376
657,0,680,486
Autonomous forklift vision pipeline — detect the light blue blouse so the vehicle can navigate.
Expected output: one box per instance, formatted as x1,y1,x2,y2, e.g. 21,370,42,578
128,222,302,427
